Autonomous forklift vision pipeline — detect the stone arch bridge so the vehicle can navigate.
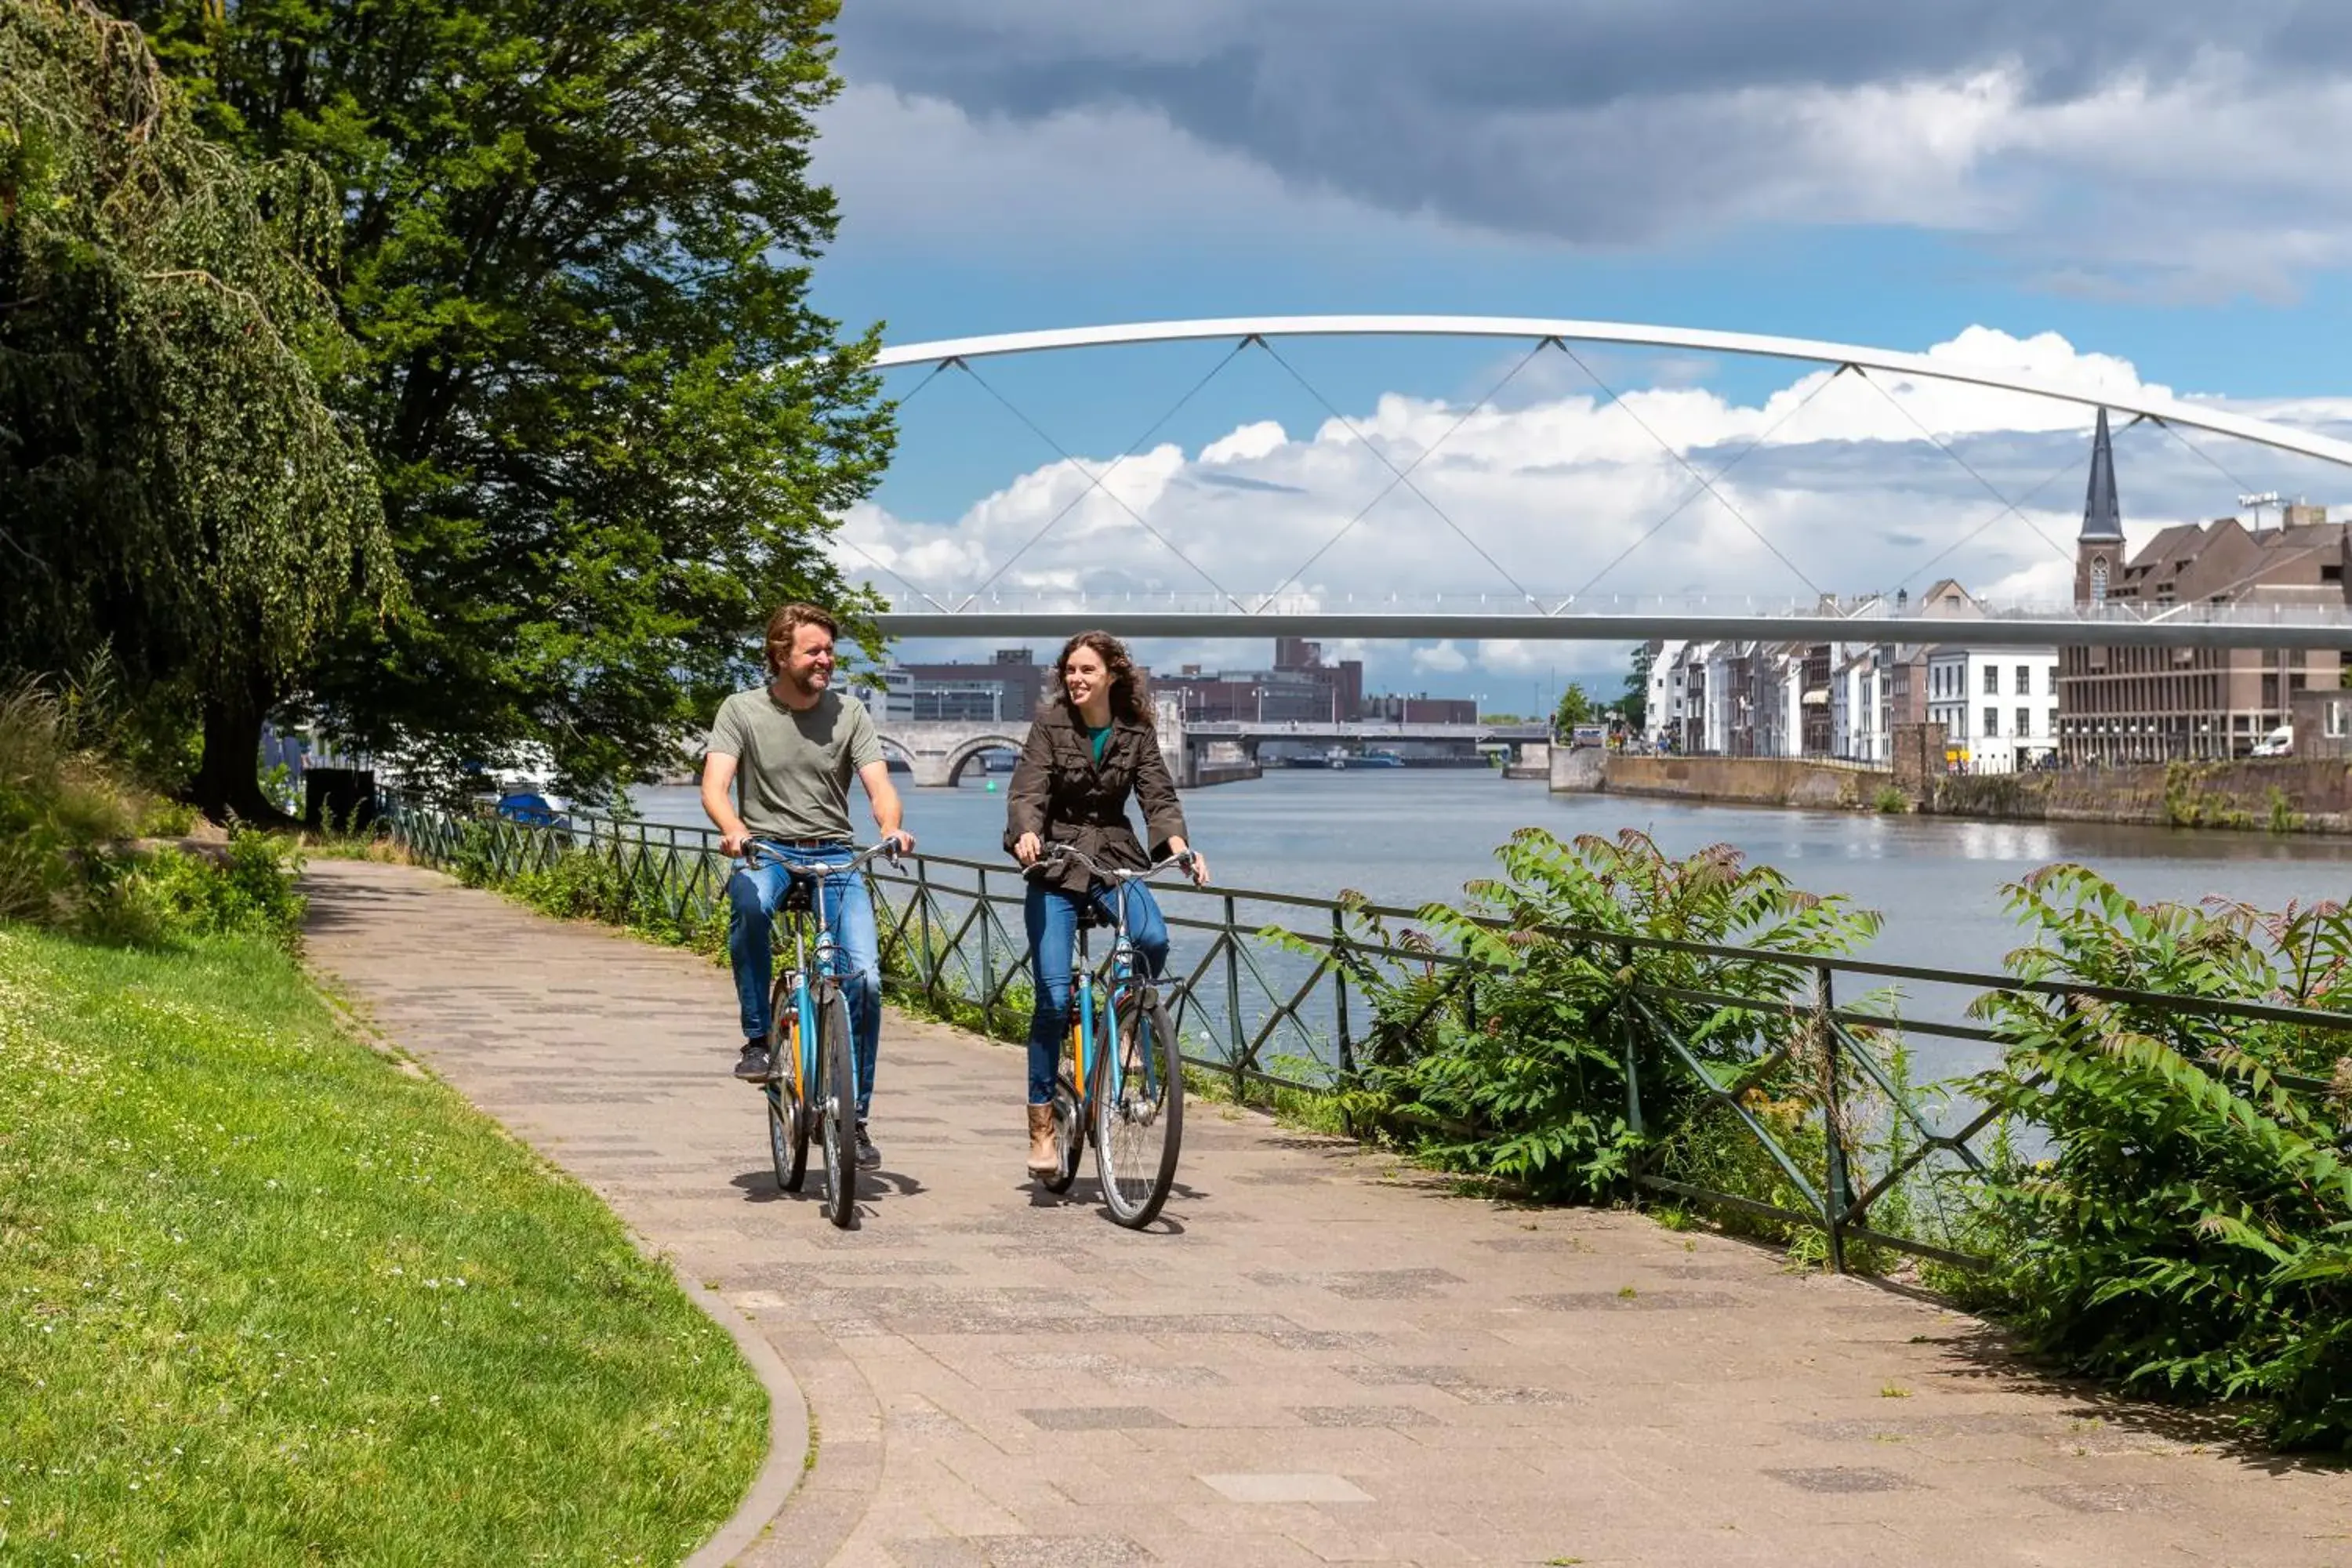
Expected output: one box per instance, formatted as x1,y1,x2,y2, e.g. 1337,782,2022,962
877,713,1549,788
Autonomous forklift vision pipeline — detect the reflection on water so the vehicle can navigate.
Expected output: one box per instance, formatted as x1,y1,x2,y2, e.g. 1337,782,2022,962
633,769,2352,989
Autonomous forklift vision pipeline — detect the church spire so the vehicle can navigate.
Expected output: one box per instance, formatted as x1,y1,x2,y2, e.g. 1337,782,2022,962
2081,406,2123,543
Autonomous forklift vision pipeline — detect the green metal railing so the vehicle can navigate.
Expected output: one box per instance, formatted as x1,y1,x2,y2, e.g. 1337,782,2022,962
377,790,2352,1274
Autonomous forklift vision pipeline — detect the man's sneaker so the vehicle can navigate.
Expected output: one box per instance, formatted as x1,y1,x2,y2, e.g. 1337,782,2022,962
855,1122,881,1170
734,1042,773,1083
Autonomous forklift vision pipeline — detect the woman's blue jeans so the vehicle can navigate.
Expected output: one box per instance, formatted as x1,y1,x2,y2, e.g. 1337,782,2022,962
1022,880,1170,1105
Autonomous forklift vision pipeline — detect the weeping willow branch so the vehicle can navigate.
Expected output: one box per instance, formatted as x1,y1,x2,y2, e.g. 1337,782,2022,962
1,0,397,790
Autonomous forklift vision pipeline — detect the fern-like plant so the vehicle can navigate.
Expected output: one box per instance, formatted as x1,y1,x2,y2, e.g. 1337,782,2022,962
1315,827,1881,1202
1969,865,2352,1448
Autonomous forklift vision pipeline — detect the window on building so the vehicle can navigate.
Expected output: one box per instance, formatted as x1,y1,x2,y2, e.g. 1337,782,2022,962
2090,556,2109,601
2328,700,2349,740
2017,707,2031,739
1984,706,1999,737
2046,666,2059,696
2047,707,2059,738
1984,665,1998,695
2015,665,2030,695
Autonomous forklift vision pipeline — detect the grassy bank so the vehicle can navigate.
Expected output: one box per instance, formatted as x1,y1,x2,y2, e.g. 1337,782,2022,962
0,924,763,1563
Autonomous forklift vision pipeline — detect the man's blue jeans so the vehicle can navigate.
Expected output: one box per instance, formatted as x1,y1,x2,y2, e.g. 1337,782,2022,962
1022,880,1170,1105
728,846,881,1120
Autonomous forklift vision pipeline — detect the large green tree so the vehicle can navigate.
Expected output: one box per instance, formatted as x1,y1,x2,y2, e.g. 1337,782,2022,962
1,0,391,822
1619,643,1653,732
1552,682,1595,733
132,0,895,797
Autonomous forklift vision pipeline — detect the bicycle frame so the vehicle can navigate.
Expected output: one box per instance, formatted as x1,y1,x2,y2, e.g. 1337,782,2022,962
1040,847,1192,1126
744,840,893,1115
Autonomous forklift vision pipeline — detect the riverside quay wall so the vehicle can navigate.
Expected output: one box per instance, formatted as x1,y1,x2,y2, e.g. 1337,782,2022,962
1552,747,2352,833
1550,749,1889,811
1925,757,2352,833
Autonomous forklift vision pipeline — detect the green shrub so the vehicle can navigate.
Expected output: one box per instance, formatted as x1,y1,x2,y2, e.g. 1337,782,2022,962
2267,786,2303,835
1968,866,2352,1449
1872,783,1908,814
0,677,140,928
450,818,501,887
0,674,312,948
1318,828,1881,1202
509,844,633,924
123,831,307,949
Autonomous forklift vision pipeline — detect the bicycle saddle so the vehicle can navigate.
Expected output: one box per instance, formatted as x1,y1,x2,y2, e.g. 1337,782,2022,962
780,875,817,914
1075,900,1112,930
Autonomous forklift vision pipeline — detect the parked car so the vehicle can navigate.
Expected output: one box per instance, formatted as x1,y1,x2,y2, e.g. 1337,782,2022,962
2251,724,2295,759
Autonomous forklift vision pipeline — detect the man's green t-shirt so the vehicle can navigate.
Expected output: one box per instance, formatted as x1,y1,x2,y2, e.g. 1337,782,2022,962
706,688,884,842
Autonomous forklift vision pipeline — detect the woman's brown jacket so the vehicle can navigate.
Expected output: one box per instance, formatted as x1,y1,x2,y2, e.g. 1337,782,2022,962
1002,699,1189,895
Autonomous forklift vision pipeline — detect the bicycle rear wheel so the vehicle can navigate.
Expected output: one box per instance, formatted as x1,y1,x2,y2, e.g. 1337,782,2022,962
815,987,856,1229
1092,989,1183,1229
768,975,808,1192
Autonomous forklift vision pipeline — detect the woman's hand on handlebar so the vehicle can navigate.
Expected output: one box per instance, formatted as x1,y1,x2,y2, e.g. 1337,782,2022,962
720,828,753,857
1170,840,1210,886
1013,831,1043,866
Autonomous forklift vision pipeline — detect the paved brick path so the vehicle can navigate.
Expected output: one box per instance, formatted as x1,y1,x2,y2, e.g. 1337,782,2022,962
303,859,2348,1567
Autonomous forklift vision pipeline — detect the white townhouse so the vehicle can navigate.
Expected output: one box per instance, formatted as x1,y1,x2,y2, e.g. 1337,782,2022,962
1924,647,2060,772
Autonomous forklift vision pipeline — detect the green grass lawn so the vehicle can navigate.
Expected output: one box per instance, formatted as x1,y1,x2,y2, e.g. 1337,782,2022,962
0,924,764,1564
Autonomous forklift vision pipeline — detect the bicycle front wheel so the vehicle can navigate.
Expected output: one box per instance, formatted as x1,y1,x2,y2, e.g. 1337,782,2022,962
1040,1072,1081,1195
1092,989,1183,1229
815,988,856,1229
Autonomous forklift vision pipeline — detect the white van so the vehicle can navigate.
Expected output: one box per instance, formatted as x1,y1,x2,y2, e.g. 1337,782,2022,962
2251,724,2295,758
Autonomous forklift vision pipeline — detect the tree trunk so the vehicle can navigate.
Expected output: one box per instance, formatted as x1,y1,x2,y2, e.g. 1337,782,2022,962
194,675,300,828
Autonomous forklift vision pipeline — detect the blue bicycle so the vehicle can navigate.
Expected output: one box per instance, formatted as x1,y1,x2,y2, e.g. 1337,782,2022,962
1026,843,1190,1229
746,838,898,1229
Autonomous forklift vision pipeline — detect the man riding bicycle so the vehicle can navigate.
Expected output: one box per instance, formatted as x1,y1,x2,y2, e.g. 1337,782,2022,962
702,602,913,1171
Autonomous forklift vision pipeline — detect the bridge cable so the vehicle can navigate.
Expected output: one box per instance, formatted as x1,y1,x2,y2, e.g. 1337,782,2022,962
1552,341,1824,597
891,358,956,408
2145,413,2265,499
1252,336,1546,606
841,360,993,613
1850,367,2074,565
951,343,1251,610
1570,363,1849,603
833,536,957,613
1893,415,2142,593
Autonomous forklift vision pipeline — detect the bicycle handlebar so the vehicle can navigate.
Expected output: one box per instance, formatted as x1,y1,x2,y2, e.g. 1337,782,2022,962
740,837,906,877
1022,841,1198,886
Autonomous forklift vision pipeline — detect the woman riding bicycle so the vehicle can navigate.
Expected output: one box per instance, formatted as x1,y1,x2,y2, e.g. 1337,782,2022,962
1005,630,1210,1180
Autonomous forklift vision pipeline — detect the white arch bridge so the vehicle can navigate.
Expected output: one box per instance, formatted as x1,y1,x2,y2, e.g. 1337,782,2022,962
866,316,2352,652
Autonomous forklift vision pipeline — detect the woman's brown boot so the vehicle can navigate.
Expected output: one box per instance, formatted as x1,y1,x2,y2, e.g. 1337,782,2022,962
1025,1103,1059,1178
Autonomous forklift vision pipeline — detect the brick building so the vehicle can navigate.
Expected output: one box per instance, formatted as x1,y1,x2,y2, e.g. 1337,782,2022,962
1155,639,1366,724
2058,409,2347,763
866,648,1047,722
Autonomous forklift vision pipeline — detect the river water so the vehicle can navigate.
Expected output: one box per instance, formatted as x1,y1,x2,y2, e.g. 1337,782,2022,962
636,768,2352,980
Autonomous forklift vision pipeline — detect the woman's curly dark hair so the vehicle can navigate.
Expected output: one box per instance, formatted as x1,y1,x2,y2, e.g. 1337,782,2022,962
1055,630,1152,728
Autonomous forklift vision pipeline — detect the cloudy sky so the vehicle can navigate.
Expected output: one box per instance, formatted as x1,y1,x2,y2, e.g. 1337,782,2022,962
808,2,2352,704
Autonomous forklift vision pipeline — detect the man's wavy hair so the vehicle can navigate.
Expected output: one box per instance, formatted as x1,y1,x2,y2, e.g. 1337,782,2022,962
764,602,837,678
1055,630,1152,728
